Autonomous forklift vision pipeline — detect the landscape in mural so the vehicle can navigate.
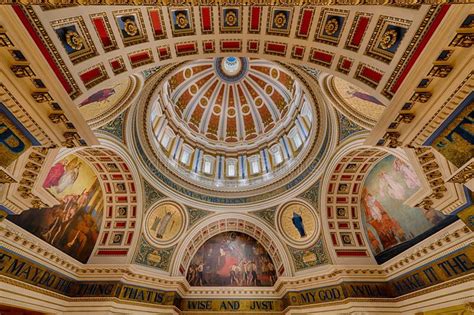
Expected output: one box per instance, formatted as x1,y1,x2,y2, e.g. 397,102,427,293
361,155,447,256
8,154,104,263
186,231,277,287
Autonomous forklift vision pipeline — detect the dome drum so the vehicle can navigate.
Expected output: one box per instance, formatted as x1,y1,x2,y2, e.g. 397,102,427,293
145,58,318,191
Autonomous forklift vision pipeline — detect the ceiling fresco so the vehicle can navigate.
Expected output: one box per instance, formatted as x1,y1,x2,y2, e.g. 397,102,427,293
164,57,296,149
0,4,472,314
8,154,104,263
10,5,448,106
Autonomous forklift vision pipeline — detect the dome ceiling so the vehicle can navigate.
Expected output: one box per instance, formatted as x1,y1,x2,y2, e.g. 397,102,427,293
163,57,298,152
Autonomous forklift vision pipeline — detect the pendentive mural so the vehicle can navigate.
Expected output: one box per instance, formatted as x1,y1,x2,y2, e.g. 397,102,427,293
361,155,447,257
8,154,104,263
78,77,131,123
186,231,277,287
332,76,385,122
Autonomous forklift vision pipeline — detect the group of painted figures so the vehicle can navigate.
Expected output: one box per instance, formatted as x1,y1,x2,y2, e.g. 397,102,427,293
186,232,278,287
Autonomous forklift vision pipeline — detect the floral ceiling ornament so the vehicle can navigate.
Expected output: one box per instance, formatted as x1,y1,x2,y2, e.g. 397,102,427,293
380,29,398,49
65,30,84,51
274,12,287,28
324,18,339,36
124,18,138,36
176,13,189,29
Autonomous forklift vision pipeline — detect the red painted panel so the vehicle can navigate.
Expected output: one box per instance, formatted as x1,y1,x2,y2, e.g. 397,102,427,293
200,7,212,32
221,40,241,50
361,66,383,83
80,67,101,84
350,16,370,48
96,249,128,256
101,232,109,245
293,46,304,57
249,7,261,32
312,50,333,64
203,41,214,51
129,51,151,64
110,59,121,70
298,8,314,38
126,232,133,245
115,221,126,228
341,58,352,70
266,42,287,55
92,17,112,47
149,9,164,37
176,42,197,54
336,250,368,257
356,233,363,246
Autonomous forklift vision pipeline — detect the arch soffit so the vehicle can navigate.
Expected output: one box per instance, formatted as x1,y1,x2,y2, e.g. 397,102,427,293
51,134,144,264
320,135,412,264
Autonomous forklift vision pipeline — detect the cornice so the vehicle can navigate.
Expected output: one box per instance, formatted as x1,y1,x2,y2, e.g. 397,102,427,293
1,218,471,299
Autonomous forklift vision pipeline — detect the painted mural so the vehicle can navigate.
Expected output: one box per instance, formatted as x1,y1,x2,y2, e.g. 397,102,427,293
78,77,130,122
277,201,318,247
8,154,104,263
144,201,185,246
430,92,473,168
361,155,446,256
333,76,385,121
186,232,277,287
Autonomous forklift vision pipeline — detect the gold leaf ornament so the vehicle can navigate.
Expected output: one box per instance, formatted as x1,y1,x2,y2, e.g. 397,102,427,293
124,18,138,36
380,29,398,49
324,18,339,36
274,12,287,28
225,11,237,26
65,30,84,51
176,13,189,29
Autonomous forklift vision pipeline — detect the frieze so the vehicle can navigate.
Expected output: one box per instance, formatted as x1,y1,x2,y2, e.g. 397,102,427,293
0,244,472,312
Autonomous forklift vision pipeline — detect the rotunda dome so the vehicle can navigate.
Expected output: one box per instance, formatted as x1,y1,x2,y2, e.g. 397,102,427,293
131,57,335,207
162,57,300,152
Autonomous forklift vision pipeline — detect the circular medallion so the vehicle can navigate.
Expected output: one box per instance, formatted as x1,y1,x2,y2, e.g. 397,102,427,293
380,29,398,50
144,200,187,247
65,30,84,51
274,12,287,28
324,18,339,36
276,200,319,248
176,13,189,29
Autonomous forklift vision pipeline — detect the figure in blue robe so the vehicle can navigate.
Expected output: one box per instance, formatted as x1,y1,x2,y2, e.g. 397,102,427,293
291,211,306,238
